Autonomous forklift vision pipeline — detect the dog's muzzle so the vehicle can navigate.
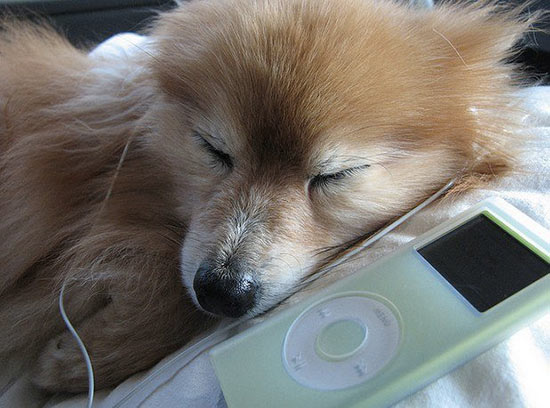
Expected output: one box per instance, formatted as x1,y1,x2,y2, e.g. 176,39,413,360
193,261,259,318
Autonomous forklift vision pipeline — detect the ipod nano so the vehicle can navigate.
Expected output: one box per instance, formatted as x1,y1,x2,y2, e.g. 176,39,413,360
209,198,550,408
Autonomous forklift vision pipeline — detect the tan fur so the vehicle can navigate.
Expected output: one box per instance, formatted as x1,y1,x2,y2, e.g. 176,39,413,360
0,0,534,393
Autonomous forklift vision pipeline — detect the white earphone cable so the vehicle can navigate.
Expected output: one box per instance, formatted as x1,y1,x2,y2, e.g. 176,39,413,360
59,282,95,408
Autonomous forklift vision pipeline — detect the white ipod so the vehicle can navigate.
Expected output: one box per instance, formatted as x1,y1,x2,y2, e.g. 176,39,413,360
209,197,550,408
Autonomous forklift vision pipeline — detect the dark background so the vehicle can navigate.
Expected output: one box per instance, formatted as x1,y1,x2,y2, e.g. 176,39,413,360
0,0,549,82
0,1,177,47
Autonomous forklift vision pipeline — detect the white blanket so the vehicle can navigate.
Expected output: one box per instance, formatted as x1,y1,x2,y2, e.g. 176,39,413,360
1,34,549,408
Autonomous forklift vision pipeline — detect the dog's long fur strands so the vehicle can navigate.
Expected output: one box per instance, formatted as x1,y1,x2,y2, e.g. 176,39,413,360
0,0,540,393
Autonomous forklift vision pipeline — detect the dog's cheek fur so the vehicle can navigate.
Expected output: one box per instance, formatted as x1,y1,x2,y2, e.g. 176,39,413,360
309,147,465,238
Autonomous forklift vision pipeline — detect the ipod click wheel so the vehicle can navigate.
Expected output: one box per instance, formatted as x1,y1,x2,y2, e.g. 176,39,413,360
283,294,400,390
210,198,550,408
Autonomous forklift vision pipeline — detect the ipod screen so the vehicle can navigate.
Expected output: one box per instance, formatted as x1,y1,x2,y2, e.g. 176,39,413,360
418,214,549,312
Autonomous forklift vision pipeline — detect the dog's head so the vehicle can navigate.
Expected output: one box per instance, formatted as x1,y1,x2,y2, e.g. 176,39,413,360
146,0,529,317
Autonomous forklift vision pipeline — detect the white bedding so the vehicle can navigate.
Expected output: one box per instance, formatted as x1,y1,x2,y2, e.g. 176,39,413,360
1,34,549,408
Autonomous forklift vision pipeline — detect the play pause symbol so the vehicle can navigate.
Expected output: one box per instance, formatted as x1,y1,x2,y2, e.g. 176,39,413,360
353,360,368,377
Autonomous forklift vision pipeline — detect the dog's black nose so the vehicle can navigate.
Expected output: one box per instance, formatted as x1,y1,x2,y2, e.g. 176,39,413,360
193,261,258,318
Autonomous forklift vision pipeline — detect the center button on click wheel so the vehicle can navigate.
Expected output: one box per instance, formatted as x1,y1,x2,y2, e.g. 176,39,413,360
315,319,368,361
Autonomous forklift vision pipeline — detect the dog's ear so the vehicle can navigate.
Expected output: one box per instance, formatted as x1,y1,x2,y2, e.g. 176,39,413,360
423,1,536,69
418,2,541,188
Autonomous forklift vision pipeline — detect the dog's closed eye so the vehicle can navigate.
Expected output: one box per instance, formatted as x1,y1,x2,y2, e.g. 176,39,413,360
192,131,233,170
309,164,370,191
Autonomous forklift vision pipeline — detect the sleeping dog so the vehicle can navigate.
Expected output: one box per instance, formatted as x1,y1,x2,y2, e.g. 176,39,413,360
0,0,533,391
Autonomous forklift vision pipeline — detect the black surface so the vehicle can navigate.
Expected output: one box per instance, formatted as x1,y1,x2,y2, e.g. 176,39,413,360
1,0,174,14
0,0,178,48
514,47,550,84
418,215,550,313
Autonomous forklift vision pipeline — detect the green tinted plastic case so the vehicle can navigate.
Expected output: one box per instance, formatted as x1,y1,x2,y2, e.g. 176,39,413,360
210,198,550,408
